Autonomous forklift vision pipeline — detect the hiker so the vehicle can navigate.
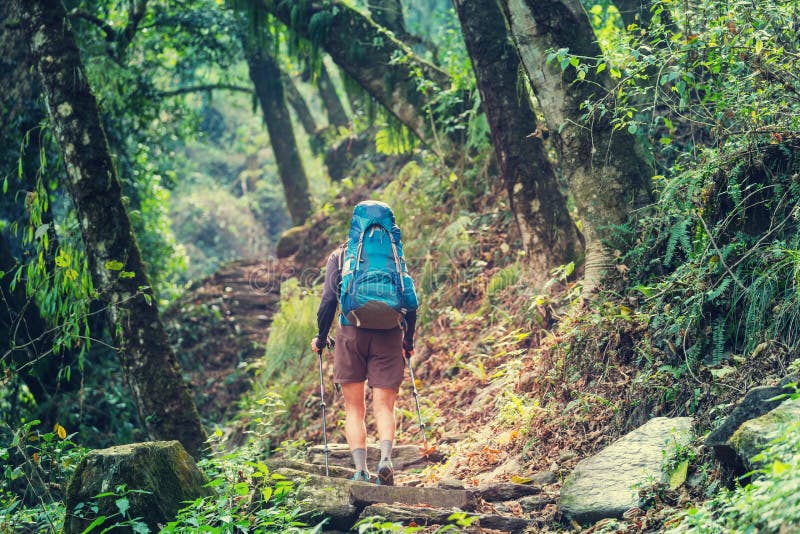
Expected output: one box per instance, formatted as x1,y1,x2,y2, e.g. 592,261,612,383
311,200,419,485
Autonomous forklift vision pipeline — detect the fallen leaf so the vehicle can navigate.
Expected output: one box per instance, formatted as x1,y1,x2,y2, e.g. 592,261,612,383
511,475,533,484
668,460,689,490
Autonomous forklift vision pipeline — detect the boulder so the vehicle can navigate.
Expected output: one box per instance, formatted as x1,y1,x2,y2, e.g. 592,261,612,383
558,417,693,525
64,441,212,534
727,398,800,471
706,380,796,473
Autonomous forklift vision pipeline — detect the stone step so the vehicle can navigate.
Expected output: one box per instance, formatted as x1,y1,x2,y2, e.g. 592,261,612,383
267,458,357,479
350,482,477,510
273,467,477,531
306,443,442,471
360,504,534,533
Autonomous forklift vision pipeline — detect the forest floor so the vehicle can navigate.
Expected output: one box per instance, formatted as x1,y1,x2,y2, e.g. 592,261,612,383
164,165,792,532
167,244,791,532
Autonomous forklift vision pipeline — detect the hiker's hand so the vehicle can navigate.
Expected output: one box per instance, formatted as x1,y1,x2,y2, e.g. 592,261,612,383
403,339,414,358
311,337,325,353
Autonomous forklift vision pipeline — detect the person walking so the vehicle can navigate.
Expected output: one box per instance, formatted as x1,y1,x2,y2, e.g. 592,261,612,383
311,200,418,485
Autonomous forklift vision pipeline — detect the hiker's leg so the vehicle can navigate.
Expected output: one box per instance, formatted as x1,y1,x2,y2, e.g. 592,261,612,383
373,387,397,444
341,381,367,450
373,387,397,485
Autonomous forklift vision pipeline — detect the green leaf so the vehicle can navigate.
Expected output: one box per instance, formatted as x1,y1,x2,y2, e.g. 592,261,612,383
80,516,108,534
261,486,273,503
596,62,607,74
105,260,124,271
3,176,7,194
234,481,249,496
628,123,638,134
668,459,689,490
115,497,130,517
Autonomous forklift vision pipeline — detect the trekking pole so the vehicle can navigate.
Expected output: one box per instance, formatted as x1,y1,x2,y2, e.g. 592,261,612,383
317,347,330,477
405,350,427,446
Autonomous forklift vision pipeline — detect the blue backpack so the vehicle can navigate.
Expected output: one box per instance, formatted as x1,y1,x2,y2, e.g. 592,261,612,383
339,201,418,329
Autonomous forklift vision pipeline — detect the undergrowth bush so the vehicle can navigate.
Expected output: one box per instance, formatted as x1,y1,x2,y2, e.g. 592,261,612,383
668,419,800,532
578,0,800,388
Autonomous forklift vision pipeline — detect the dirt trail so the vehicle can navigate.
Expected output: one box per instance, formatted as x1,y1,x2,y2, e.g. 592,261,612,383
163,259,287,422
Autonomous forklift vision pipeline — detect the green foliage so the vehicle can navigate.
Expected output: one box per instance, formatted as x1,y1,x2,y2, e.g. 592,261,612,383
0,420,87,533
245,278,320,437
668,421,800,533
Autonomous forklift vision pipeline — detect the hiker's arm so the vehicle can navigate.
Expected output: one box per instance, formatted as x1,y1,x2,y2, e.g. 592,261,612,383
315,251,340,348
403,309,417,352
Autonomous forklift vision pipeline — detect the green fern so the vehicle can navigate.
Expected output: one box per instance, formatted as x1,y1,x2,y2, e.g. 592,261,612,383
375,122,414,155
664,217,692,266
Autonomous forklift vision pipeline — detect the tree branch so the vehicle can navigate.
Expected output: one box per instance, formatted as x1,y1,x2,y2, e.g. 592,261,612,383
118,0,149,53
67,8,116,42
157,83,255,97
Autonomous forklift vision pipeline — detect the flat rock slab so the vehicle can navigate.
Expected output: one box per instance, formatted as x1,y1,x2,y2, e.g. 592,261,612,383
559,417,693,525
350,483,476,510
473,482,542,502
361,504,532,533
307,443,441,470
728,398,800,471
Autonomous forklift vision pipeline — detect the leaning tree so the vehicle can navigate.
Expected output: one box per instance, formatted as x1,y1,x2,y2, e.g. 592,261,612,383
17,0,207,458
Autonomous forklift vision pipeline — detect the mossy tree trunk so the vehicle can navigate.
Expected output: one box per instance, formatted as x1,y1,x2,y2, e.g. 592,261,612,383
500,0,653,292
17,0,207,458
243,35,312,226
454,0,582,283
260,0,452,146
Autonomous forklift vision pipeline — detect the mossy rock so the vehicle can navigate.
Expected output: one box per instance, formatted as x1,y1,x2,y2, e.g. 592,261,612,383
64,441,212,533
728,398,800,471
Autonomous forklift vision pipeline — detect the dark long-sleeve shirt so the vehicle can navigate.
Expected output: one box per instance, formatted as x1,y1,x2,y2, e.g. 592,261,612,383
316,246,417,349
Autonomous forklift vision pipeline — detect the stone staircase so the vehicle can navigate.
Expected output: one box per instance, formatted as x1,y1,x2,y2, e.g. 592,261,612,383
268,443,554,533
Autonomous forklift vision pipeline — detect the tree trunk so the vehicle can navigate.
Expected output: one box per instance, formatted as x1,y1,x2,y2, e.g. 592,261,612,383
454,0,582,282
500,0,653,293
281,69,320,137
17,0,207,458
317,63,349,129
243,37,312,226
261,0,453,146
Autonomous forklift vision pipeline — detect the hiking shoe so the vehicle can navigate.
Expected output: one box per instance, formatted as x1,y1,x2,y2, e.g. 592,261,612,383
351,470,370,482
376,461,394,486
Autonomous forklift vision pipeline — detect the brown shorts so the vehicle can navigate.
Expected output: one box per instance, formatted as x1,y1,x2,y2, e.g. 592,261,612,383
333,325,405,391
